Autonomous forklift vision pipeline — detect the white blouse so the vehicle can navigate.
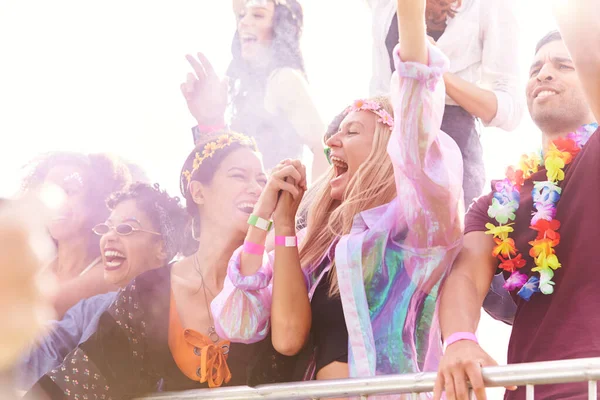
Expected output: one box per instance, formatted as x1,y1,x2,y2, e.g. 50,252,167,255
368,0,524,131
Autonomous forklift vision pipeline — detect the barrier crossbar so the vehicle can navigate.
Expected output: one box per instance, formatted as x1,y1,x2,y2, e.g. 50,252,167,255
139,357,600,399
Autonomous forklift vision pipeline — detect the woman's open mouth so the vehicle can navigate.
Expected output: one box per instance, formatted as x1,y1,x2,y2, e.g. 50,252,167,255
104,249,126,271
330,156,349,178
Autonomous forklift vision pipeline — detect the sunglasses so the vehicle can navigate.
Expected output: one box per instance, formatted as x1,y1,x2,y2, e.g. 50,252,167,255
92,223,161,237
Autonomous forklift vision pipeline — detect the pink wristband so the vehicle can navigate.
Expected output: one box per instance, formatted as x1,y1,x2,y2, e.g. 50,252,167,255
444,332,478,350
243,241,265,255
275,236,297,247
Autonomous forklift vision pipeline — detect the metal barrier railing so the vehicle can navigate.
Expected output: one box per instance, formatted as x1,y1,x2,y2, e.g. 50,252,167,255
139,357,600,400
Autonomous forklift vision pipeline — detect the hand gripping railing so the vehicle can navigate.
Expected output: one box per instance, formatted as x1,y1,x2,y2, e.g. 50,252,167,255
139,357,600,400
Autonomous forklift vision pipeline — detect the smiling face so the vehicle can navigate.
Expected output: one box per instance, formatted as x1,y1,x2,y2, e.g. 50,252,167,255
237,0,275,64
191,147,267,238
99,199,164,287
44,164,91,241
325,110,378,201
526,40,593,134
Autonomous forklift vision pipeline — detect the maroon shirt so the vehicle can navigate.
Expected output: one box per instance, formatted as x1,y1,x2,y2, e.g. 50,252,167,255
465,127,600,400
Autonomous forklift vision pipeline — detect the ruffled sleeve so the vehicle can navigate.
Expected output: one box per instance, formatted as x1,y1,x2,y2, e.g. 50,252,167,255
389,41,464,279
211,229,310,344
211,246,274,344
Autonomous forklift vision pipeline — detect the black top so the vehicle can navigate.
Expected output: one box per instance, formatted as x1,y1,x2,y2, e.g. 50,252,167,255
310,270,348,373
26,265,297,399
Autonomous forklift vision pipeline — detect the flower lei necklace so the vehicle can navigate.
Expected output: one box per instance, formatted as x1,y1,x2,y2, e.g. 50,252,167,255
485,123,598,301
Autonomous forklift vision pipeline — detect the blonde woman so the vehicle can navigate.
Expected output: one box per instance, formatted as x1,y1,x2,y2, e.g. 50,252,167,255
212,0,464,384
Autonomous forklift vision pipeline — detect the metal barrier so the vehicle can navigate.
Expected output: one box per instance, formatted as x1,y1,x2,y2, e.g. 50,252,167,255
139,357,600,400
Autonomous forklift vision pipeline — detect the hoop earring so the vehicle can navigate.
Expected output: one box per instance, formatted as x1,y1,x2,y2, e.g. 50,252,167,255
191,217,200,242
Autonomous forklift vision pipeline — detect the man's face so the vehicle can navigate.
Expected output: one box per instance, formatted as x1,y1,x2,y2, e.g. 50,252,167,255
526,40,592,132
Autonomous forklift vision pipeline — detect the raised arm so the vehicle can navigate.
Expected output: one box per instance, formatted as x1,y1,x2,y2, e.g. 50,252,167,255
554,0,600,122
390,0,463,249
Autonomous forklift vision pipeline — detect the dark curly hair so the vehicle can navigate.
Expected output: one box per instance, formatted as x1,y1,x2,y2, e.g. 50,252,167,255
227,0,305,118
179,130,258,242
107,182,189,261
21,151,132,256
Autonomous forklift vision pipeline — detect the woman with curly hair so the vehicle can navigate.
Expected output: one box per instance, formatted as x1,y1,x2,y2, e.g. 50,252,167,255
181,0,328,181
26,132,299,399
16,182,189,391
21,152,131,318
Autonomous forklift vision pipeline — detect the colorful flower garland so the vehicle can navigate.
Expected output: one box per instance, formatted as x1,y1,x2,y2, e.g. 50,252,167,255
485,123,598,301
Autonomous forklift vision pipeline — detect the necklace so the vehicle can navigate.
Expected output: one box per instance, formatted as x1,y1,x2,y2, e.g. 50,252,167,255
485,123,598,301
193,253,219,343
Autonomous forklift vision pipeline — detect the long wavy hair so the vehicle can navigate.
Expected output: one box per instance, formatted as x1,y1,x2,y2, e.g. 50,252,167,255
426,0,462,31
227,0,305,118
298,96,397,296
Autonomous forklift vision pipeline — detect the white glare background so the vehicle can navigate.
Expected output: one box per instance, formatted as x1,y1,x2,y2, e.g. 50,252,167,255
1,1,557,397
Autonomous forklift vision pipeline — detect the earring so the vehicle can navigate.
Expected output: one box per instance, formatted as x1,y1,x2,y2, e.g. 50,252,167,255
191,217,200,241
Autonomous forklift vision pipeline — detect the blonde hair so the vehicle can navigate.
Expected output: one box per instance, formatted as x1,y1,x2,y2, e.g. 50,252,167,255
298,96,397,296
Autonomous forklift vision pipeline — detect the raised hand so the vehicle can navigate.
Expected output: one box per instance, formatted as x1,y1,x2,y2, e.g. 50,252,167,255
273,173,306,230
180,52,228,126
253,159,307,220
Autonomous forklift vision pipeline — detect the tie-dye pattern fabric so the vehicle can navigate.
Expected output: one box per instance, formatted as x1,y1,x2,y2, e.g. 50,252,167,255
212,41,464,392
336,42,464,381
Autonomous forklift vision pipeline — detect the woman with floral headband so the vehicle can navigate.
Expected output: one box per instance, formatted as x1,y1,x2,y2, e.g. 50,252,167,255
26,132,299,399
212,0,464,386
181,0,328,182
21,152,131,318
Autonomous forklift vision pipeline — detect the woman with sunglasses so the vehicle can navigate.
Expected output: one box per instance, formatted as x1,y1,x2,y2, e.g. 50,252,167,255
27,131,299,400
17,182,188,391
21,152,132,318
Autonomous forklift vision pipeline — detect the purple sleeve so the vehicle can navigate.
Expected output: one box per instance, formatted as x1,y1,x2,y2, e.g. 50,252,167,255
211,246,273,344
211,229,310,344
465,191,495,234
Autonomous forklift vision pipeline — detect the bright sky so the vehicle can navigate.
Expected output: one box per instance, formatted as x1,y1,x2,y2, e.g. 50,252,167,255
0,1,558,397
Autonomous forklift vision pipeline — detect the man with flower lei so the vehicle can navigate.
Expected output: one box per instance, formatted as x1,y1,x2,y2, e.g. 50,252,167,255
433,1,600,398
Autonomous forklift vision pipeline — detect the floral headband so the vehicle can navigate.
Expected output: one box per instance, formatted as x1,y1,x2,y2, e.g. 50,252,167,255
181,132,258,186
346,99,394,129
324,99,394,164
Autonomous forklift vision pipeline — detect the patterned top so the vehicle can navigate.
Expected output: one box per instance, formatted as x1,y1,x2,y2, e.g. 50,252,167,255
25,266,299,399
212,41,464,383
17,292,117,391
